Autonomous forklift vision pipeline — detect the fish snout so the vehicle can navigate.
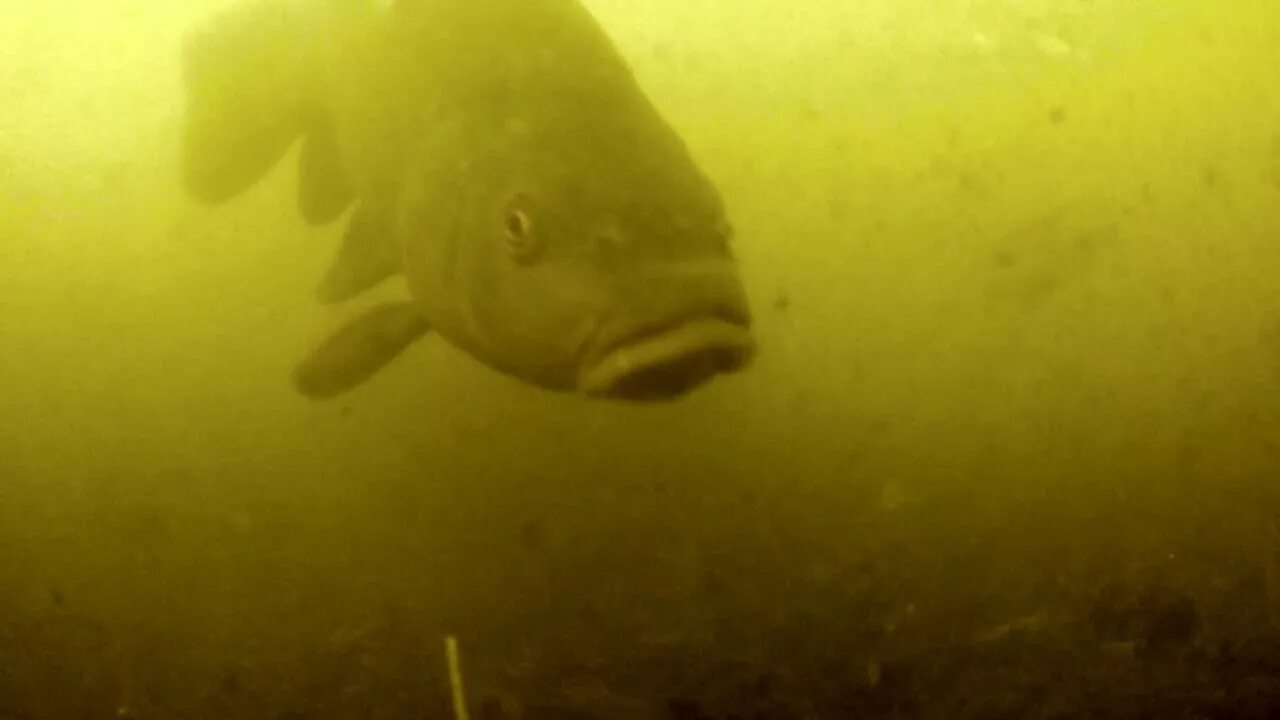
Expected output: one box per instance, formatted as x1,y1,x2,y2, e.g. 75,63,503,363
578,271,755,400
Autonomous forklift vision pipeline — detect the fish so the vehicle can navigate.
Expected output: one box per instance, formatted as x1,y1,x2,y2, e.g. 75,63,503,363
180,0,755,401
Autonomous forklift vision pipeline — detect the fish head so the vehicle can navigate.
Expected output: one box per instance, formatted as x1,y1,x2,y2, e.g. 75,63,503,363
407,117,755,401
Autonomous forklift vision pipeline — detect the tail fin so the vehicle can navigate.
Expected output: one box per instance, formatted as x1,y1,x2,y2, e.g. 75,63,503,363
180,1,314,204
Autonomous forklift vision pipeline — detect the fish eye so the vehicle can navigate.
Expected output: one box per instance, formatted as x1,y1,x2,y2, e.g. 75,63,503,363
505,208,531,238
502,200,541,263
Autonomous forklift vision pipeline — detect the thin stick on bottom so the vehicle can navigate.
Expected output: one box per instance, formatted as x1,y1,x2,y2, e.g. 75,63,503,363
445,635,471,720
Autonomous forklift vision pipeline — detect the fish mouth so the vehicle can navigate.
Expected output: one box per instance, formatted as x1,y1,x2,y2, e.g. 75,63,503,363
578,316,755,401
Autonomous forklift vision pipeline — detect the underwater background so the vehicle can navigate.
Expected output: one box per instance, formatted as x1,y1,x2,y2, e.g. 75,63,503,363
2,1,1280,717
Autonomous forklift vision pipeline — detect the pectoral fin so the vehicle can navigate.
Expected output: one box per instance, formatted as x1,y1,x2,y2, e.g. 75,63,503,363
293,302,430,399
317,201,399,303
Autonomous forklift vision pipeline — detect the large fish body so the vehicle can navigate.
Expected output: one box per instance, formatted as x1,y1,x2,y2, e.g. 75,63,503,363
181,0,754,400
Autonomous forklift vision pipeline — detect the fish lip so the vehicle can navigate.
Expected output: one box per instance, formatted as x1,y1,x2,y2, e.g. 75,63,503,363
577,315,755,400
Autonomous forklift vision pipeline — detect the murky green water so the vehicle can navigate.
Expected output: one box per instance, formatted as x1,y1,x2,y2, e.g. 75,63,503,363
2,1,1279,717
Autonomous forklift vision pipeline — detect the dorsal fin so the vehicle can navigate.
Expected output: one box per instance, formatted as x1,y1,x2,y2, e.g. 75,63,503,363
180,1,313,203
